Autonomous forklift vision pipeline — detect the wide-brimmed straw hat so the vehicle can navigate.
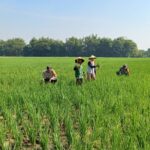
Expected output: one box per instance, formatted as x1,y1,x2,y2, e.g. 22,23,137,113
89,55,96,59
75,57,85,63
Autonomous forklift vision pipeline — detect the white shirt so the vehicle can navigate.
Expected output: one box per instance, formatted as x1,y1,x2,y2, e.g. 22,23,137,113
87,61,95,75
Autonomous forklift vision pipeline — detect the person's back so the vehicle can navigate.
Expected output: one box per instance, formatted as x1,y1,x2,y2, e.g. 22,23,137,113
43,70,51,79
51,69,57,77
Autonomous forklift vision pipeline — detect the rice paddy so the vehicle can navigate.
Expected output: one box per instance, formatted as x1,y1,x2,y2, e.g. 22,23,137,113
0,57,150,150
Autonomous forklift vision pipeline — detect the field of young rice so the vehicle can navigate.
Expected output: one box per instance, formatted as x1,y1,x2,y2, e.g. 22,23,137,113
0,57,150,150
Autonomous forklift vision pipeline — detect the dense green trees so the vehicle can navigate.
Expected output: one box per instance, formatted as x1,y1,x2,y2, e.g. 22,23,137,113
145,48,150,57
0,40,5,55
0,38,25,56
0,36,149,57
23,38,65,56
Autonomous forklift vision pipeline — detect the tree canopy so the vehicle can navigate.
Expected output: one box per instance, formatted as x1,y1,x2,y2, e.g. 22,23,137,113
0,36,149,57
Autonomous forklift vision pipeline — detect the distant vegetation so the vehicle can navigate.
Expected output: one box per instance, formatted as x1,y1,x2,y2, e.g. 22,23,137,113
0,35,149,57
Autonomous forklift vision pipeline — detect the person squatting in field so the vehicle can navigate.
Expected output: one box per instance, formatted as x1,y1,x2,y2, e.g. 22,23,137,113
43,66,57,83
87,55,100,80
116,64,130,76
74,57,85,85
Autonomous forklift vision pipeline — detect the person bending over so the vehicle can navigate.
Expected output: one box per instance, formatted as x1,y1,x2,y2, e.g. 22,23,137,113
116,64,130,76
43,66,57,83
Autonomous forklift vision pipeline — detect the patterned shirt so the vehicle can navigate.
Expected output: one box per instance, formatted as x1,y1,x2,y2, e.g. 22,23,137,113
43,69,57,79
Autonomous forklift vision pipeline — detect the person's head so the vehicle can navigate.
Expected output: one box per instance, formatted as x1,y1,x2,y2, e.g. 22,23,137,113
123,64,128,69
78,59,83,64
46,66,52,72
89,55,96,61
75,57,84,64
89,58,95,61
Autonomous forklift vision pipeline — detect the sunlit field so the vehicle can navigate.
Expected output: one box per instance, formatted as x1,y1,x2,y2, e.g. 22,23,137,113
0,57,150,150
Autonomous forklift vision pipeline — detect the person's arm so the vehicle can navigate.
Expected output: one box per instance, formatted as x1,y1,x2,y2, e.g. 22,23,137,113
88,61,96,68
126,68,130,75
51,69,57,77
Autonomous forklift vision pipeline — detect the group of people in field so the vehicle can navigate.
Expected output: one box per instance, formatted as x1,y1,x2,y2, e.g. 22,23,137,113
74,55,100,85
42,55,130,85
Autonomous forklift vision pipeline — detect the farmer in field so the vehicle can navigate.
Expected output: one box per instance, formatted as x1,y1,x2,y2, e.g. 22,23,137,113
74,57,85,85
116,64,130,76
87,55,100,80
43,66,57,83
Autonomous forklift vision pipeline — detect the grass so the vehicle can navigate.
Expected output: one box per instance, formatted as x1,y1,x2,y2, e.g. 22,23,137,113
0,57,150,150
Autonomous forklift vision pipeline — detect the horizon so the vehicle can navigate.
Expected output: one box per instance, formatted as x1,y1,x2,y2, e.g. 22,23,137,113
0,0,150,50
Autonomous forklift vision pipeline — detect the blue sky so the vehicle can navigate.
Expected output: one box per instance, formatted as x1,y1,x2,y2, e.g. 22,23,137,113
0,0,150,50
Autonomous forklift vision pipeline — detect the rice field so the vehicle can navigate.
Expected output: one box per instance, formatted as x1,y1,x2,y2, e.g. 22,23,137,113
0,57,150,150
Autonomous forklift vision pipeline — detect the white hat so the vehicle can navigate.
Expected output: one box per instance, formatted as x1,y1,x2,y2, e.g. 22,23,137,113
89,55,96,59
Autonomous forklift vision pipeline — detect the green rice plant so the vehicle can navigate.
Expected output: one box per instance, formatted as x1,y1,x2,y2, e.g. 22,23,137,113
0,124,6,150
40,131,49,150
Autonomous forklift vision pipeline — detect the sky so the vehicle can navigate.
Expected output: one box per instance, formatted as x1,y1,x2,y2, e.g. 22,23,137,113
0,0,150,50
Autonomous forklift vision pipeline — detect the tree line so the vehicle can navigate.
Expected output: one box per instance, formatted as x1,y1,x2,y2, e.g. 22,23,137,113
0,35,149,57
